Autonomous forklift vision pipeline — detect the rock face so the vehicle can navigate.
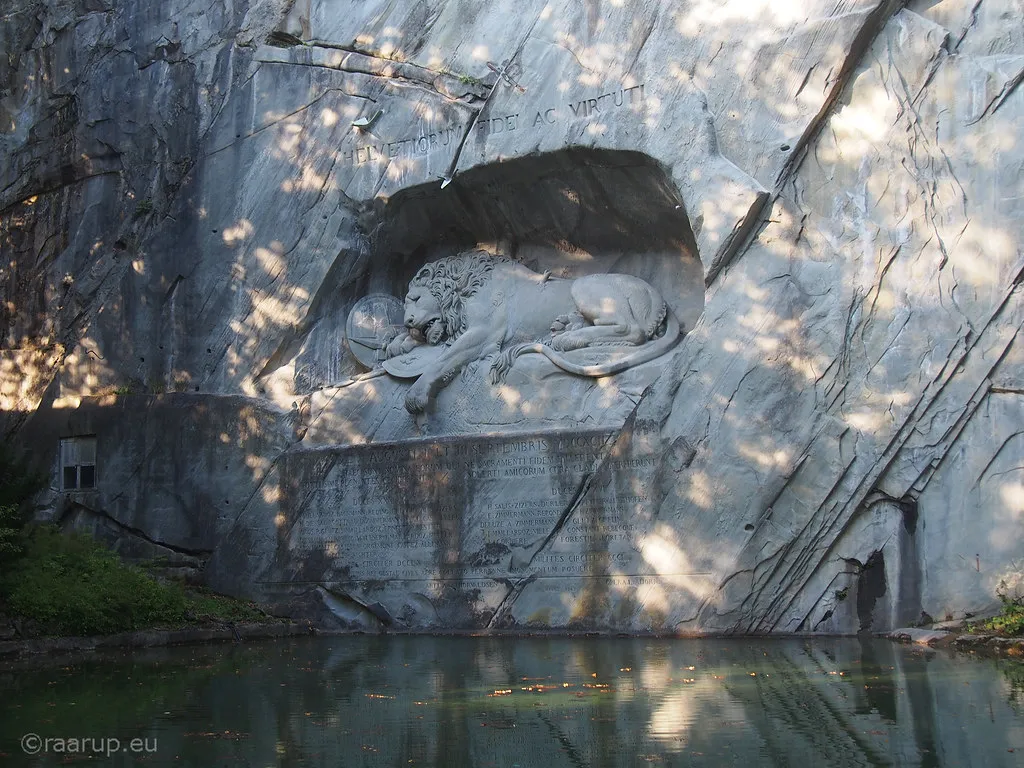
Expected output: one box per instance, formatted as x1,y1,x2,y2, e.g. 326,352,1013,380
3,0,1022,633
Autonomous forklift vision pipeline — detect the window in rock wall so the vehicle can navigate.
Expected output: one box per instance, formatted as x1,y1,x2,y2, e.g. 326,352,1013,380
60,436,97,490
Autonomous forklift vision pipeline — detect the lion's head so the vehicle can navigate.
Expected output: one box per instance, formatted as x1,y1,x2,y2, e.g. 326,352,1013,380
404,251,506,344
402,282,445,345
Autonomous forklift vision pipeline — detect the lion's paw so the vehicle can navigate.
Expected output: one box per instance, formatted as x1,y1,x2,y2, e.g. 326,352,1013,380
550,314,572,333
404,382,431,414
551,313,585,334
385,331,419,359
405,392,427,414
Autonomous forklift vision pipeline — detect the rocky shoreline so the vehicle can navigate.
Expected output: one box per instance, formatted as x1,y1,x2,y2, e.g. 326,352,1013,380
3,621,1021,669
887,627,1024,657
0,622,313,663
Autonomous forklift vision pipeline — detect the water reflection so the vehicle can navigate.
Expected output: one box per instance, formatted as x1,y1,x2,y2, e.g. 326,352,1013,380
1,637,1022,767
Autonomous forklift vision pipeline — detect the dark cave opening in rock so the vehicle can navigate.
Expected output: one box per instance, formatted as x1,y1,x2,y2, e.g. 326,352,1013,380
857,550,888,634
365,147,705,331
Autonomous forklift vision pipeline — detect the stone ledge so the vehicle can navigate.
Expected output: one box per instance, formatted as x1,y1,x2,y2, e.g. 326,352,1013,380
886,628,952,647
888,629,1024,656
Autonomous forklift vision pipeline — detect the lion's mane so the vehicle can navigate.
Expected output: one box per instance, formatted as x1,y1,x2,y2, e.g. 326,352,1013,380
409,251,508,340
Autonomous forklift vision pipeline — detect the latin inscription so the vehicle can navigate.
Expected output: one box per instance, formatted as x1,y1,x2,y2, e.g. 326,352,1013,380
342,83,647,166
342,126,464,165
286,429,663,585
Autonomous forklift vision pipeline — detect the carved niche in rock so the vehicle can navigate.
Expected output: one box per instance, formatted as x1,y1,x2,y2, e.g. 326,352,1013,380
357,250,684,414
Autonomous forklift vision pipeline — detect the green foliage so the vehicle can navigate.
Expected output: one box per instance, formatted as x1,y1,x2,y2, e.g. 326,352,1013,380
0,504,25,561
0,444,46,509
967,572,1024,636
134,198,154,217
967,597,1024,637
981,600,1024,636
2,526,189,635
185,587,267,623
0,445,266,637
0,446,45,568
437,66,483,87
2,526,271,636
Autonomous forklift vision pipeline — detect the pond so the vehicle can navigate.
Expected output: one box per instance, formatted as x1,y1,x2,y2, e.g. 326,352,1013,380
1,636,1022,767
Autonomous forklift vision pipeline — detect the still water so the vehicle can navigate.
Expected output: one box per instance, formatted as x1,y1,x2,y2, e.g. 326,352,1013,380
1,636,1022,767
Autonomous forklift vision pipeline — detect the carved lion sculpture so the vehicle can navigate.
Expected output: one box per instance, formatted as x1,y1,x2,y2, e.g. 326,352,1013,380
384,251,682,413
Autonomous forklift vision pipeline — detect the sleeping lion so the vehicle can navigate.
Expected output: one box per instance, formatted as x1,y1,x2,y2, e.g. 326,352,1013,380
383,251,682,414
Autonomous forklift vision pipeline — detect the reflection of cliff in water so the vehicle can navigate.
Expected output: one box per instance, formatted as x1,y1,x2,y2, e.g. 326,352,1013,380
2,637,1022,767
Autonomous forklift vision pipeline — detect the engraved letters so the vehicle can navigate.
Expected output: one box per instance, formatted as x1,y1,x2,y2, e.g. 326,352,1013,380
342,83,647,166
288,429,656,583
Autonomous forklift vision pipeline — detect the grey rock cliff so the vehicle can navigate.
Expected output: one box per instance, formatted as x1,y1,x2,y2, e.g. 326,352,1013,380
2,0,1021,633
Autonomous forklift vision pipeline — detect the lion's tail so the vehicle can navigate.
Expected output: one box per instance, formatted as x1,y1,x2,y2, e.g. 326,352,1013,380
489,310,683,383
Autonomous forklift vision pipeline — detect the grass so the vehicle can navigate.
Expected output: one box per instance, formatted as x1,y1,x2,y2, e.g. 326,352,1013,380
184,587,268,624
0,444,272,639
3,526,188,635
1,526,269,637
